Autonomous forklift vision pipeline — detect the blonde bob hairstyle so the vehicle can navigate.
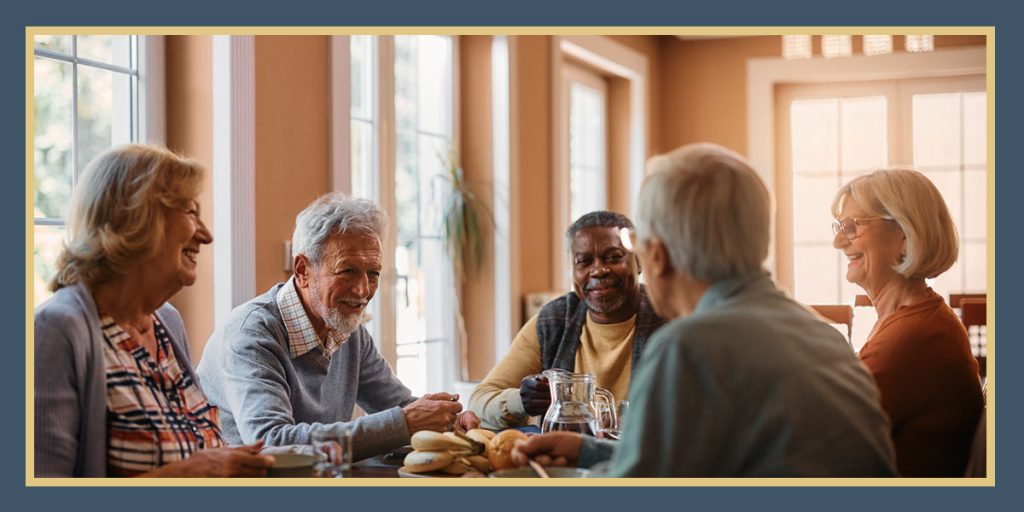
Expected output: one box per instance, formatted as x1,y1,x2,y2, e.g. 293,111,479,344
51,144,205,291
635,143,771,282
831,167,958,280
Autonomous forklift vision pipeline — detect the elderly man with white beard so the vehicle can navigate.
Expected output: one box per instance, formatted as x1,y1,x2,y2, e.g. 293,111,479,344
197,193,477,461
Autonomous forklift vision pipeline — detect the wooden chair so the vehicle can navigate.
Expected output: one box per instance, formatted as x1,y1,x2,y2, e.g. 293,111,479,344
811,304,854,342
950,293,986,309
854,294,873,307
960,298,987,377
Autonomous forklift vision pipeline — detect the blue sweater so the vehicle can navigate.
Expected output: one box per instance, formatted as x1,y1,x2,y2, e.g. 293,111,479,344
196,283,416,461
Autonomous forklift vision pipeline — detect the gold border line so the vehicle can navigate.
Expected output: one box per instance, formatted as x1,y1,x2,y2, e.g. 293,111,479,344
25,26,995,488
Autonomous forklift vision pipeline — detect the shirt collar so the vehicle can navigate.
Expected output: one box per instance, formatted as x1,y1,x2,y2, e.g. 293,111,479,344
276,276,346,359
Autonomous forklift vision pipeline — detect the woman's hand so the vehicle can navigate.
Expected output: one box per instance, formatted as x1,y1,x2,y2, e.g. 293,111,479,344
145,442,275,477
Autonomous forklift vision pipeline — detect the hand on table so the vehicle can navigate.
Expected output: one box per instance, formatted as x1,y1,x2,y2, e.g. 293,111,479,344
511,431,583,468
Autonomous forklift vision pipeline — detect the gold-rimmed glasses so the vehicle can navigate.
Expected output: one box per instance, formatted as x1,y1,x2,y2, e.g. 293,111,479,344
831,216,893,239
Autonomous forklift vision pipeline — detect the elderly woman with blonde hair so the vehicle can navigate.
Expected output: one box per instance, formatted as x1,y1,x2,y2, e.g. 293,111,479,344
514,143,896,477
34,144,273,477
831,168,983,477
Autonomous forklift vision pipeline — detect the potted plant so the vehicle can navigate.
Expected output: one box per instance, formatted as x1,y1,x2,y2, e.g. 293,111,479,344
436,144,493,381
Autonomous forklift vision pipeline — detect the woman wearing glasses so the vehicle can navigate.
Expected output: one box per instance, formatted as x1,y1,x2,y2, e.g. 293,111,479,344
831,168,982,477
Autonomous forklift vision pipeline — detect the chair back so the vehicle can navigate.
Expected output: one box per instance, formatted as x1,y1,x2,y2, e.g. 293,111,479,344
950,293,986,309
810,304,854,342
960,298,987,377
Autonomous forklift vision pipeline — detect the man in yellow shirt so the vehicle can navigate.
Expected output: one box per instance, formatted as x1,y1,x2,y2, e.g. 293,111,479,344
470,211,666,429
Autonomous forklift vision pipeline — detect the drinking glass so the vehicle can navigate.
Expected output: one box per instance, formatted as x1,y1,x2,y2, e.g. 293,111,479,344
312,425,353,478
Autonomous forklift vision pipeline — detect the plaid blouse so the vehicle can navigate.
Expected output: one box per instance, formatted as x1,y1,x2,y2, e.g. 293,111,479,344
101,314,223,476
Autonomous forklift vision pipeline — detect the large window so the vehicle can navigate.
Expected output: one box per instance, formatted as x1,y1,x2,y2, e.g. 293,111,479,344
347,35,458,396
778,75,986,349
565,65,607,224
33,35,140,305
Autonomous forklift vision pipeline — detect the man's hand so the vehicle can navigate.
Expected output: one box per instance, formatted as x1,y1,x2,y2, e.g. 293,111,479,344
511,432,583,468
519,374,551,416
456,410,480,431
403,392,464,433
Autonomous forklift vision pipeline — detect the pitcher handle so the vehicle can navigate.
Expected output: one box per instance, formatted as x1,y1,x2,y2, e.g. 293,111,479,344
594,387,617,433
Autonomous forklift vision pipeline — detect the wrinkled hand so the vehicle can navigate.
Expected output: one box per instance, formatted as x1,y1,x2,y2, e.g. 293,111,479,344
511,432,583,468
403,392,464,433
456,410,480,431
176,442,275,477
519,374,551,416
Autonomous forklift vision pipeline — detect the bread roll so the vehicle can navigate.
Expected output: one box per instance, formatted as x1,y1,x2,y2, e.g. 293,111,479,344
403,450,454,473
486,429,528,471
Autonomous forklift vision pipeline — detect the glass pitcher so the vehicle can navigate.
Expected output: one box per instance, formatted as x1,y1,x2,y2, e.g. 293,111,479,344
540,369,617,438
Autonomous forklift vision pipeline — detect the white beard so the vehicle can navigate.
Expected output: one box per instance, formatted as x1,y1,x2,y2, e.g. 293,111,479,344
322,307,362,341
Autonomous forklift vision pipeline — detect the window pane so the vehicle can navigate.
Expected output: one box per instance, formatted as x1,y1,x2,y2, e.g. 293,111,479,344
794,246,840,304
840,96,887,172
34,57,73,220
350,119,374,199
34,35,71,54
34,224,65,306
416,36,451,136
77,35,132,68
791,99,838,173
963,92,986,167
418,133,447,239
963,168,986,240
394,36,416,132
569,83,606,222
928,253,963,300
793,175,839,244
394,131,418,240
350,35,373,120
963,242,987,292
77,66,134,172
913,93,962,169
922,171,961,238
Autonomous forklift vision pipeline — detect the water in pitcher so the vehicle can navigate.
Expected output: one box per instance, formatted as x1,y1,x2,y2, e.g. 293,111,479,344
540,418,600,437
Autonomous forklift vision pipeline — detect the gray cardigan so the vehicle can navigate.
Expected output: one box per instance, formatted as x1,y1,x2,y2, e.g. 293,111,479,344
195,283,416,461
34,283,194,477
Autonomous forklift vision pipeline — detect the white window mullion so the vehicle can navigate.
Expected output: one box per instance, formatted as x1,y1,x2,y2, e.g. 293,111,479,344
212,35,256,327
376,36,398,368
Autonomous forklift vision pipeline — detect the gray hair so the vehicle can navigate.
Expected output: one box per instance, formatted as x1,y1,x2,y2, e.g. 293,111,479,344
831,167,958,279
635,143,770,281
291,192,388,266
565,210,634,246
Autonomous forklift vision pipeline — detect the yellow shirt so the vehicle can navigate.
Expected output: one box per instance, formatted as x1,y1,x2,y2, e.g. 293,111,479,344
469,311,636,429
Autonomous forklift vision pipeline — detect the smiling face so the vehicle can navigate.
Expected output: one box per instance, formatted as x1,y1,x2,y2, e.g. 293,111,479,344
296,231,382,337
571,225,641,324
150,199,213,294
832,198,906,295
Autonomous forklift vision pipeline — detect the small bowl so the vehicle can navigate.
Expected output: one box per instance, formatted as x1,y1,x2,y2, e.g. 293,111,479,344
267,453,318,478
488,466,592,478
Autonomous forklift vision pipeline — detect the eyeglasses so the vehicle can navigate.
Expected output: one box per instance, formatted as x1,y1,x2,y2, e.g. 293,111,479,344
831,216,893,239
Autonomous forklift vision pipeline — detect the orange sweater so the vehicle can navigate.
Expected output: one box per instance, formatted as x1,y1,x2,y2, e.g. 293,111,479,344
859,290,983,477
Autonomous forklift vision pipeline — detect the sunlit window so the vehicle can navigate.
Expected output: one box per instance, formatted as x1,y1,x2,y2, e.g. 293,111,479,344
569,82,606,223
33,35,139,305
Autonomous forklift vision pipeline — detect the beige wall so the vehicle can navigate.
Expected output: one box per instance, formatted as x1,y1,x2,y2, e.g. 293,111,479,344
459,36,497,380
254,36,332,293
165,36,215,359
658,35,987,155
